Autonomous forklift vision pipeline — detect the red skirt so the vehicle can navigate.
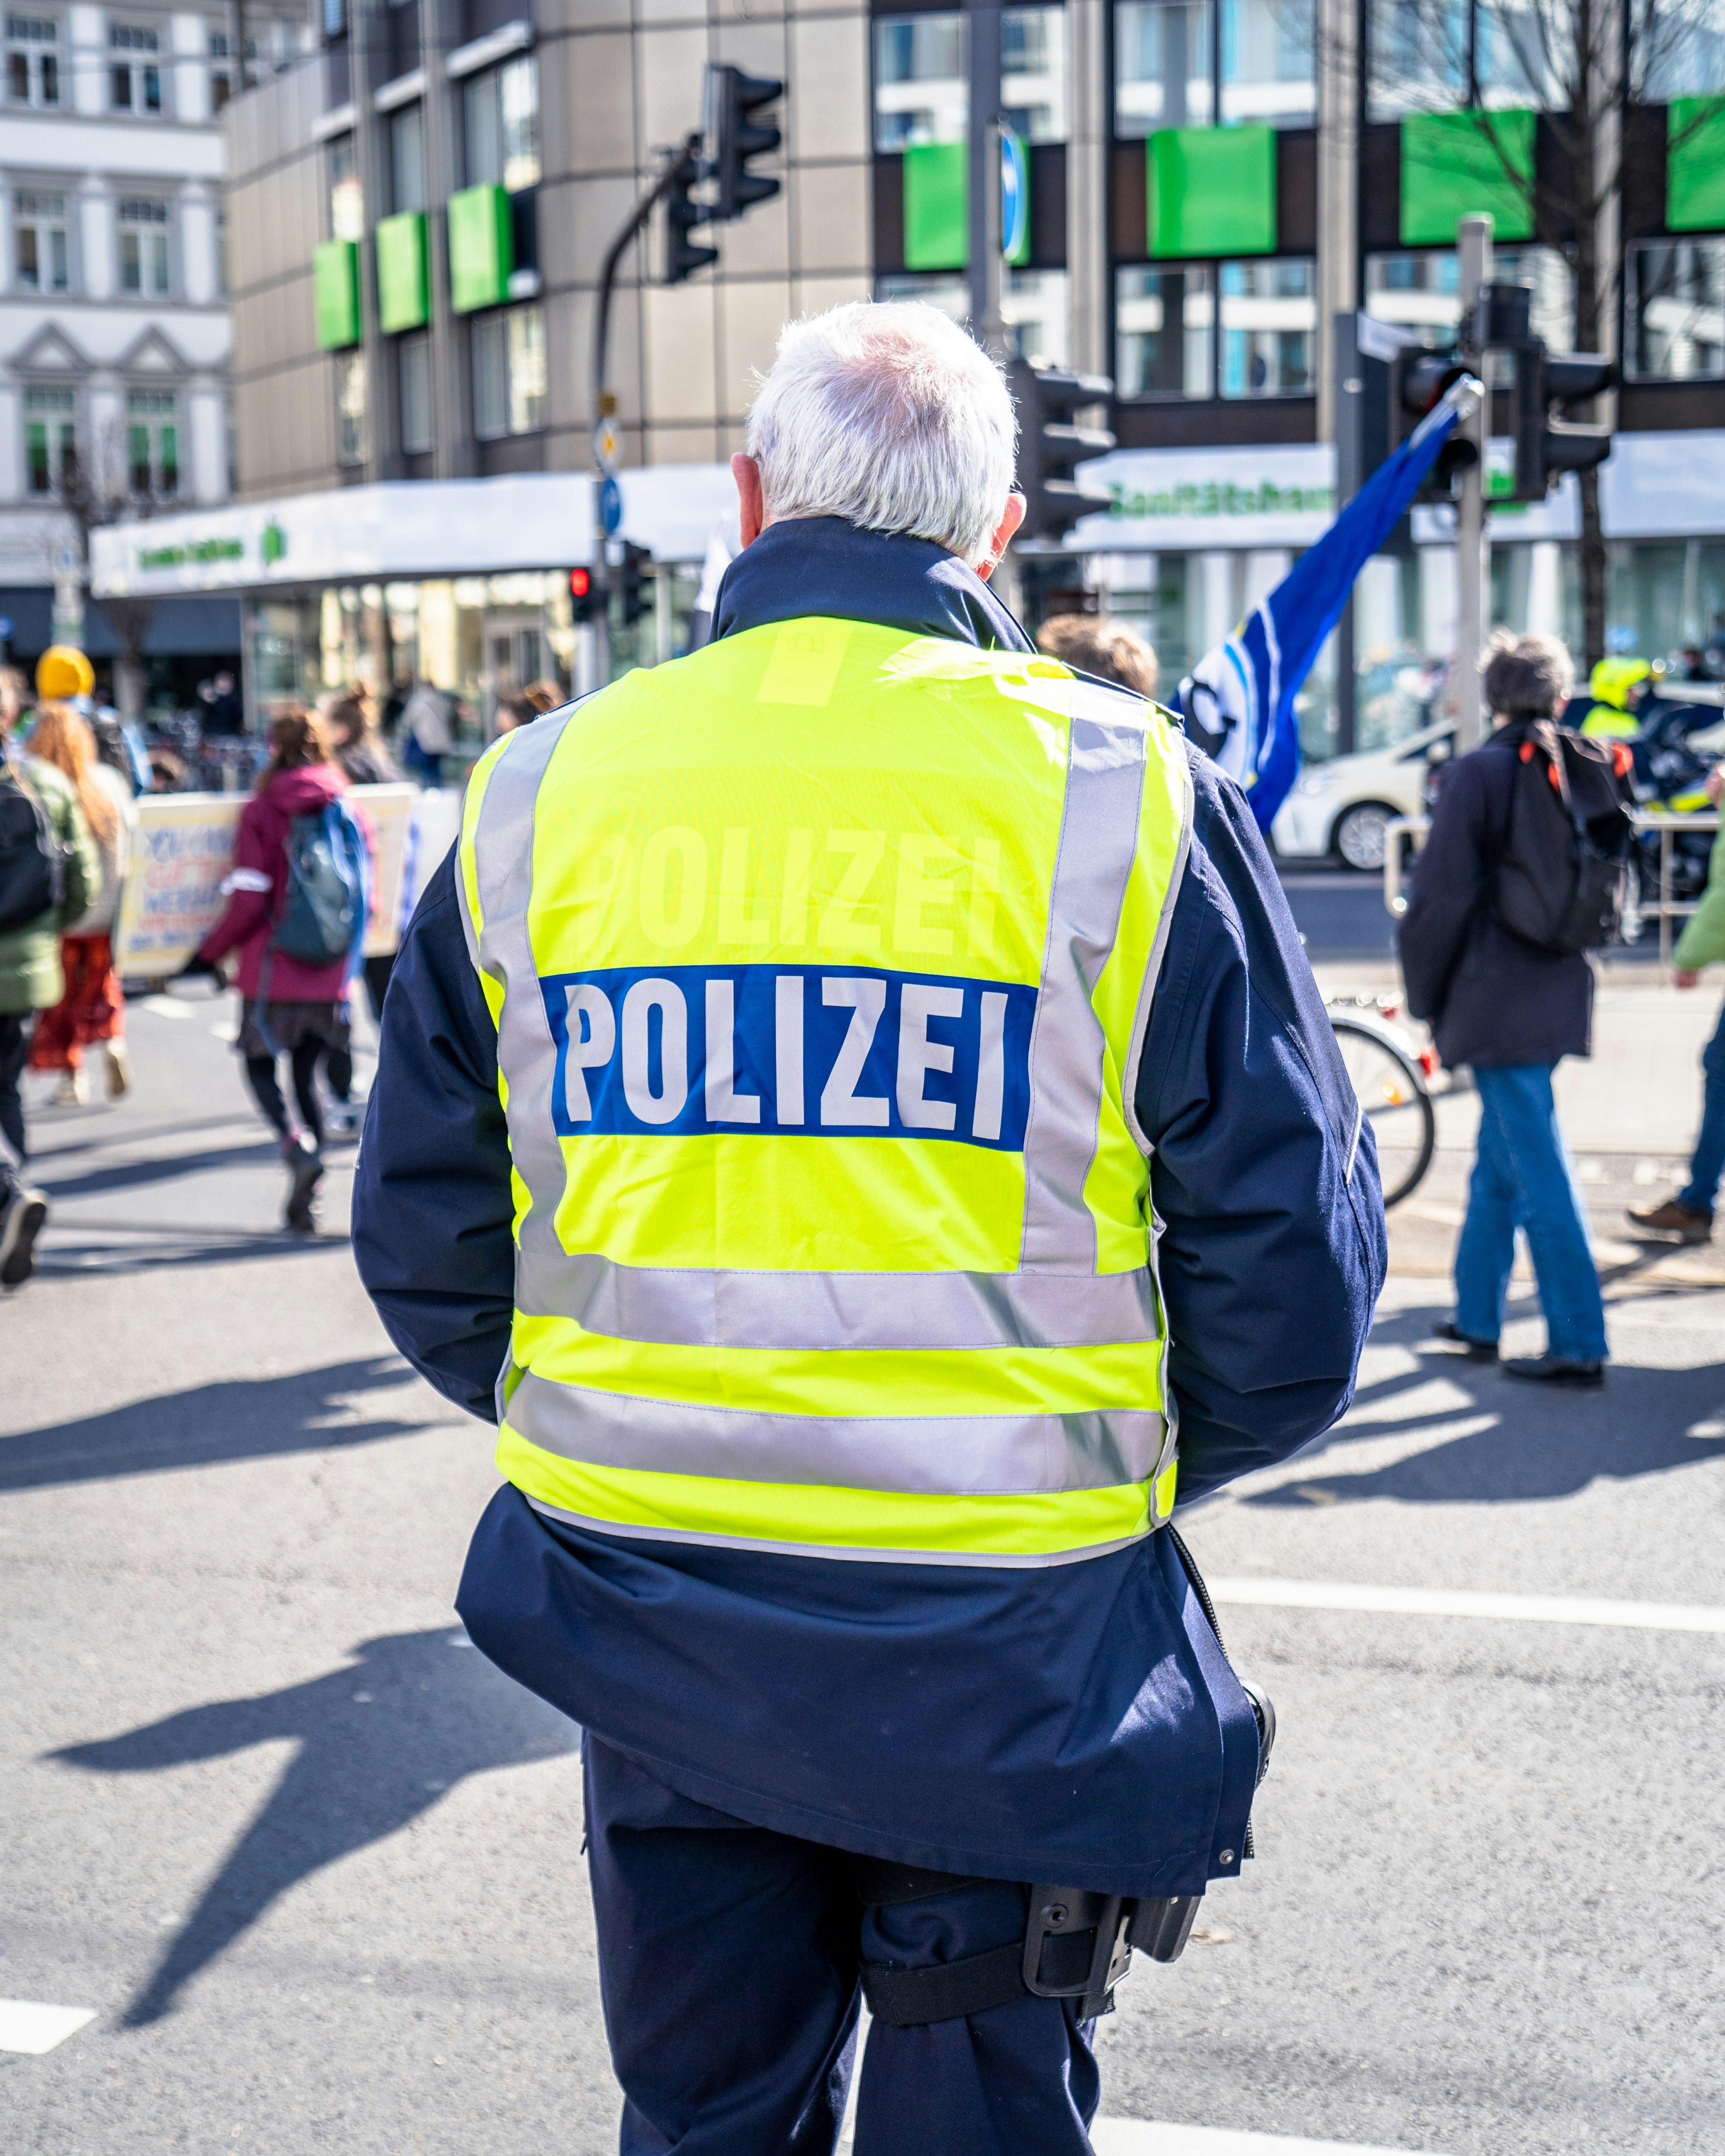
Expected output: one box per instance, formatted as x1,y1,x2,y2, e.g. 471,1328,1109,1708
30,934,125,1071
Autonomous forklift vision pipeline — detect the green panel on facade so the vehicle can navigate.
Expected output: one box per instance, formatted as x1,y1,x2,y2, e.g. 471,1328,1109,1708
1667,96,1725,233
448,183,514,314
1147,127,1277,259
1400,109,1535,246
376,211,429,334
904,142,968,271
313,239,361,351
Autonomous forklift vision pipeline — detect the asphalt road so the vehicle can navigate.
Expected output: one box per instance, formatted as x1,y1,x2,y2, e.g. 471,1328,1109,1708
3,986,1723,2154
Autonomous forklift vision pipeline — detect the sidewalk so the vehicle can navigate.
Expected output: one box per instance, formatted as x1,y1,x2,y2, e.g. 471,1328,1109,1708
1312,963,1725,1292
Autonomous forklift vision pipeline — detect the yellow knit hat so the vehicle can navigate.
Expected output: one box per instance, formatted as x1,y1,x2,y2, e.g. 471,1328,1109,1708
36,645,96,700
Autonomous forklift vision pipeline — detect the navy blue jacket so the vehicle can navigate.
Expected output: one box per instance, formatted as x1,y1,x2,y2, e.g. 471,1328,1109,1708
353,520,1385,1898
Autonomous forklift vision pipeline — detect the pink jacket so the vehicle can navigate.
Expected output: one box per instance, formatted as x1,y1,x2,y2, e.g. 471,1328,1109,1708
199,763,371,1001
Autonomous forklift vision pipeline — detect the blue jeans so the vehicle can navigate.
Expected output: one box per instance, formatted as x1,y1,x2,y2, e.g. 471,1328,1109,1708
1455,1063,1608,1363
1678,996,1725,1215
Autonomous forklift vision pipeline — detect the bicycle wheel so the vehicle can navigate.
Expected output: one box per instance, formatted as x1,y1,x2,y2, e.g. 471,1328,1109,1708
1329,1016,1436,1208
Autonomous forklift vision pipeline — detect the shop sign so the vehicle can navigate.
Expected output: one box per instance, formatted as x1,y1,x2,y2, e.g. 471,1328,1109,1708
1071,443,1338,551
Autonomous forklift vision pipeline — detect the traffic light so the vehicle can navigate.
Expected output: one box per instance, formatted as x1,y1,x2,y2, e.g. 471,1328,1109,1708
708,63,782,222
619,543,650,628
1515,347,1615,500
1006,359,1116,545
1392,347,1477,501
569,565,592,626
664,138,717,285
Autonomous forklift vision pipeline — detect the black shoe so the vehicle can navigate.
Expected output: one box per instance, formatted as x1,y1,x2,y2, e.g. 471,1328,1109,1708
1431,1319,1498,1362
1502,1354,1606,1389
284,1142,325,1235
0,1181,48,1289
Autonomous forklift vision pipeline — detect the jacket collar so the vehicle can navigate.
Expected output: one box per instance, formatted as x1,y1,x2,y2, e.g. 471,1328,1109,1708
711,517,1036,655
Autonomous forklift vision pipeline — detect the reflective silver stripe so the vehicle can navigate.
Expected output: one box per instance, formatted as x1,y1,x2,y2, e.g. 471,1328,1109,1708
507,1368,1165,1494
469,706,588,1373
513,1252,1159,1350
1020,695,1151,1272
1123,746,1194,1156
525,1494,1150,1569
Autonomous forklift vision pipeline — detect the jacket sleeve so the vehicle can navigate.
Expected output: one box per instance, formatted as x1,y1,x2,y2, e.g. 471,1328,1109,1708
1673,825,1725,971
1396,756,1489,1024
199,798,277,963
1137,751,1386,1505
53,778,97,933
350,848,515,1419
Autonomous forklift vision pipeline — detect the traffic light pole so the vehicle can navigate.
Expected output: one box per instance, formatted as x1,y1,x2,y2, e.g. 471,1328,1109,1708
1455,214,1493,751
966,0,1006,358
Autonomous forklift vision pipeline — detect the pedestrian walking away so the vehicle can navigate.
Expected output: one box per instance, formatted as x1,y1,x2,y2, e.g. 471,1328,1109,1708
354,300,1385,2155
1629,763,1725,1243
1400,631,1614,1386
23,701,137,1105
181,708,373,1235
0,680,99,1288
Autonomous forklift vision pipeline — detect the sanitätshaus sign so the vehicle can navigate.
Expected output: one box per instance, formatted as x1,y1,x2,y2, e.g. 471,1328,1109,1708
1068,444,1339,553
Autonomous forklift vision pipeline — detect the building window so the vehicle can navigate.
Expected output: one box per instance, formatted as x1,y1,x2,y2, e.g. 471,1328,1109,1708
117,196,171,295
1625,239,1725,383
13,187,69,292
1115,0,1311,133
337,350,368,465
6,12,59,106
399,329,432,453
464,55,539,191
873,9,1067,151
390,101,426,214
1218,256,1314,394
1116,263,1214,395
1365,0,1558,122
24,383,75,494
472,302,545,439
110,20,164,113
127,388,178,495
874,269,1071,363
328,133,364,240
1364,245,1573,352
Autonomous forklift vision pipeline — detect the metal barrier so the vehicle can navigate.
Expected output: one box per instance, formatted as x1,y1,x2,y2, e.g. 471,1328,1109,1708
1382,811,1722,964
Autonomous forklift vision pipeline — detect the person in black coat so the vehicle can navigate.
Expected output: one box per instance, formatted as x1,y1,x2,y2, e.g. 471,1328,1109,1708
1399,633,1608,1386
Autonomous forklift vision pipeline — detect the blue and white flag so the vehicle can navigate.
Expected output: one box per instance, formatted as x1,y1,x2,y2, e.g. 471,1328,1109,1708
1177,377,1482,833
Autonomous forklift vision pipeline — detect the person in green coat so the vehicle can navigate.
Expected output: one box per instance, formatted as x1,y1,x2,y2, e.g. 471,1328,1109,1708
1629,765,1725,1244
1,701,99,1289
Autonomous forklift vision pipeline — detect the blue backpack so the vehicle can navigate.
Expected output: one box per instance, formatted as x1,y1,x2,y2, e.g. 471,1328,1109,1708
271,799,370,970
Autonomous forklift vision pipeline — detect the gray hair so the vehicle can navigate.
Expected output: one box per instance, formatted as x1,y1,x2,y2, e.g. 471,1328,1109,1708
1482,630,1574,719
745,301,1018,566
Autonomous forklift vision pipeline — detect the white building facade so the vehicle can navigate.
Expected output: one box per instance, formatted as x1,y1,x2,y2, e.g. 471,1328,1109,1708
0,0,309,704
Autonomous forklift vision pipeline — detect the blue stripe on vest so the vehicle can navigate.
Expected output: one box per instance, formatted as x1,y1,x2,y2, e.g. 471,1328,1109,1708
540,963,1037,1149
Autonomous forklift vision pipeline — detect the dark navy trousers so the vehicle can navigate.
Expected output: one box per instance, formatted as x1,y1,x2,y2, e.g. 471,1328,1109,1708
582,1734,1102,2156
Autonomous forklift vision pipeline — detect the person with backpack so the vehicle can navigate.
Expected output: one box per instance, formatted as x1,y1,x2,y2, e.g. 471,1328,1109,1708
0,688,98,1287
1400,633,1625,1388
182,707,372,1234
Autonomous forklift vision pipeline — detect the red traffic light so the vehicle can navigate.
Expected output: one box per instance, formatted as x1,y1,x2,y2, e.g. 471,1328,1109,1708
570,567,591,599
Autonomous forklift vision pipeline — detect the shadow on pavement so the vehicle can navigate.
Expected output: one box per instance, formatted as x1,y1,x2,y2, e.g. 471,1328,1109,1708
33,1137,284,1204
1248,1296,1725,1506
53,1626,576,2026
0,1359,425,1491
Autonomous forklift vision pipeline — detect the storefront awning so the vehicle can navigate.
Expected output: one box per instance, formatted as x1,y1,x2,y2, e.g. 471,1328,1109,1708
90,465,742,600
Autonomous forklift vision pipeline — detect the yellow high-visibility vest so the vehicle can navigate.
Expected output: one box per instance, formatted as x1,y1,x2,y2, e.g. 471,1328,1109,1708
457,616,1193,1566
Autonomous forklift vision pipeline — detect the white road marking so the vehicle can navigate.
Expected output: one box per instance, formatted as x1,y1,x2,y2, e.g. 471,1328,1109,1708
1092,2125,1447,2156
135,995,191,1020
0,2001,99,2054
1208,1577,1725,1635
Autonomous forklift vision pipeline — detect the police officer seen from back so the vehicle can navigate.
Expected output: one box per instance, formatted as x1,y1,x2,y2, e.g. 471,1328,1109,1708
353,302,1385,2153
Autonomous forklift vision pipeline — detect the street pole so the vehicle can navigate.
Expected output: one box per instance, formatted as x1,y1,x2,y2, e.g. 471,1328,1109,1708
589,132,702,689
966,0,1006,358
1455,213,1493,750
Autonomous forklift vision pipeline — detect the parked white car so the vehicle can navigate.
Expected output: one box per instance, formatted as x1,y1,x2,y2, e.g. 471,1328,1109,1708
1272,720,1455,870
